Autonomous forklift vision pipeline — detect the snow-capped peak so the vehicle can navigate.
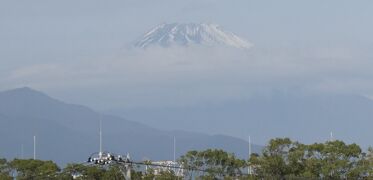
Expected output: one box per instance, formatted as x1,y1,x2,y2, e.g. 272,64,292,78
134,23,253,49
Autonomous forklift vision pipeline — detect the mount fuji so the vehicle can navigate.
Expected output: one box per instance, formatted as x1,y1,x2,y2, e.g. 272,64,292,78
134,23,253,49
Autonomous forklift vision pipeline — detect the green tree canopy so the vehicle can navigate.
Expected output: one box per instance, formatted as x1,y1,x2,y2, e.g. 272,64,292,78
250,138,366,179
180,149,246,179
0,158,12,180
10,159,60,180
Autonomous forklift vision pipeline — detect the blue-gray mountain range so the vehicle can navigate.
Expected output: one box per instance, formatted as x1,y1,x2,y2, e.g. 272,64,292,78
109,92,373,148
0,87,260,165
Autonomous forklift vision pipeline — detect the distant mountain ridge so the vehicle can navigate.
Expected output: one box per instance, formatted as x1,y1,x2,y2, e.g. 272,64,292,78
0,87,260,165
134,23,253,49
110,93,373,148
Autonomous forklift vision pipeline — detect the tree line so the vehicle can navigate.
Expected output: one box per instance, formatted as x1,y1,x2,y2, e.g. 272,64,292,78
1,138,373,179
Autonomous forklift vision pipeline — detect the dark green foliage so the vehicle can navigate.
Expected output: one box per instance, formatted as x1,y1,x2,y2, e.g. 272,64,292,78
2,138,373,179
249,138,308,178
131,170,145,180
153,171,179,180
10,159,60,180
0,158,12,180
180,149,246,179
250,138,368,179
61,163,119,180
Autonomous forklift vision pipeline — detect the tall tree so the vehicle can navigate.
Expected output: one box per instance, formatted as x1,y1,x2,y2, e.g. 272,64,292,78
0,158,12,180
180,149,246,179
249,138,305,179
305,140,362,178
10,159,60,180
61,163,106,180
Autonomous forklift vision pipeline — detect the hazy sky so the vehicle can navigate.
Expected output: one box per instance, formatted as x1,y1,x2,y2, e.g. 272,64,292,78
1,0,373,109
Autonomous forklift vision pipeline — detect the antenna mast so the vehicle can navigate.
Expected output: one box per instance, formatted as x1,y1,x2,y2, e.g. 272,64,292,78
173,136,176,162
249,136,252,157
21,144,24,159
248,136,252,175
99,114,103,158
33,136,36,160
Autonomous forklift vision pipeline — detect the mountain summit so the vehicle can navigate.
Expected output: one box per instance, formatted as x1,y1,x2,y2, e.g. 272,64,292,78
134,23,253,49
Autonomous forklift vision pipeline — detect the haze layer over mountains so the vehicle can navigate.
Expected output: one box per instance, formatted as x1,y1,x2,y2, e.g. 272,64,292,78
1,0,373,156
0,87,260,165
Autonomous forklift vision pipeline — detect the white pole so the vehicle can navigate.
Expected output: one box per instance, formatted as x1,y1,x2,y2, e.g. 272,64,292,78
33,136,36,160
249,136,252,157
173,136,176,162
99,115,103,158
21,144,24,159
173,136,176,174
330,131,333,141
248,136,252,175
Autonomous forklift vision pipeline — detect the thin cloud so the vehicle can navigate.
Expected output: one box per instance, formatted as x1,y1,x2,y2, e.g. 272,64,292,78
2,45,373,108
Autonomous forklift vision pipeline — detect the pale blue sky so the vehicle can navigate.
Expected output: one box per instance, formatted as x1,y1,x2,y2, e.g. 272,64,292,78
1,0,373,109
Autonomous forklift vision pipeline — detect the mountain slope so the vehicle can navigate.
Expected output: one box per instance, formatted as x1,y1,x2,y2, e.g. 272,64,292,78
0,87,260,165
110,93,373,148
134,23,253,49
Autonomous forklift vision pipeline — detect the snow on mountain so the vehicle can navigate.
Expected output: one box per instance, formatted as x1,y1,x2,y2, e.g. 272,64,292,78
134,23,253,49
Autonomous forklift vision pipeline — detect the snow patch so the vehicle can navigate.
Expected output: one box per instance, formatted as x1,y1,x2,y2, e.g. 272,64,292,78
134,23,253,49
